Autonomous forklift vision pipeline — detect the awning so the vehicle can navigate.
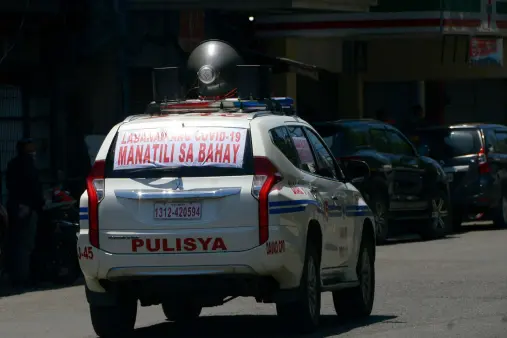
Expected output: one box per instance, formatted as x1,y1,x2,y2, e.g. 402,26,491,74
244,50,329,81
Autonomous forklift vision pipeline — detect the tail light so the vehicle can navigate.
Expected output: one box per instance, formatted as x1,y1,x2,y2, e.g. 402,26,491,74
252,157,283,245
86,160,105,248
478,148,491,174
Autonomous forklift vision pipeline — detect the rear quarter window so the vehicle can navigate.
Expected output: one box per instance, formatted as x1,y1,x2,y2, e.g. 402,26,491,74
105,126,254,178
418,128,481,159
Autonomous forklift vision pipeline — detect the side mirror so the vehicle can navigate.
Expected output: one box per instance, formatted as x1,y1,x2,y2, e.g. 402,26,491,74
347,160,371,184
486,143,494,153
417,144,430,157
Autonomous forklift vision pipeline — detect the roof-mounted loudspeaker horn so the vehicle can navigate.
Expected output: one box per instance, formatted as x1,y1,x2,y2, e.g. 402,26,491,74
152,66,182,102
236,65,272,100
187,40,245,97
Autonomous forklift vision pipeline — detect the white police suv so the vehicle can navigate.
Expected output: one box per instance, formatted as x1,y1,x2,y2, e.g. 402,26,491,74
78,97,376,337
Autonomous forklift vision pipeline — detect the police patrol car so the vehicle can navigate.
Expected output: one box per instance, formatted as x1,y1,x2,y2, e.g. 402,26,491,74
78,40,376,337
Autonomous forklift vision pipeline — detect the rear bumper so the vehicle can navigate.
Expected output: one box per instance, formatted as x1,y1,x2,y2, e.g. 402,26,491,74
78,225,304,293
451,176,499,212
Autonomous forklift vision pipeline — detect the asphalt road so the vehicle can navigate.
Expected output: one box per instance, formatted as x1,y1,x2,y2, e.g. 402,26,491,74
1,224,506,338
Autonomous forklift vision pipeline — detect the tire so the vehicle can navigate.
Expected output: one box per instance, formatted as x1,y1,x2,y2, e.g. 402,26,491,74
90,301,137,337
420,189,450,240
370,192,389,245
162,302,202,322
493,195,507,229
333,235,375,318
276,241,321,334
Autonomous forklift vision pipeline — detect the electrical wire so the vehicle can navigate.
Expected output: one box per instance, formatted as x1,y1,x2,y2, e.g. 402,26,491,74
0,0,31,67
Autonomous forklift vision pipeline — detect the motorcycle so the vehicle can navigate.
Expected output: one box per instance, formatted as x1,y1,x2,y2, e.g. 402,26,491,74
31,188,81,286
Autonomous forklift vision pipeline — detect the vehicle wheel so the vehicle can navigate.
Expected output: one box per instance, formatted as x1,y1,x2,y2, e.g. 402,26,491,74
420,189,450,240
162,302,202,322
493,194,507,228
276,242,321,333
90,301,137,337
333,235,375,317
371,193,389,245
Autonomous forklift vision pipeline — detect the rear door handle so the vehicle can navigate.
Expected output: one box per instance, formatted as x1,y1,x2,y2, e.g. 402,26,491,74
331,195,339,200
310,186,318,193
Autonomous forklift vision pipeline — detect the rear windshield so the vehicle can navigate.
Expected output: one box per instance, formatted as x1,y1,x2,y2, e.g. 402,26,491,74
417,128,482,160
105,126,254,178
314,124,370,157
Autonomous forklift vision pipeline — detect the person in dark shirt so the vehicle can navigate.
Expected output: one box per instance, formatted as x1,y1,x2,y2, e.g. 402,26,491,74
5,138,45,287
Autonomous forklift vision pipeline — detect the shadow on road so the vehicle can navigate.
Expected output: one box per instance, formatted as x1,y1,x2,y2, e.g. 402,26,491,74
461,224,507,233
382,234,457,247
0,276,84,298
133,314,398,337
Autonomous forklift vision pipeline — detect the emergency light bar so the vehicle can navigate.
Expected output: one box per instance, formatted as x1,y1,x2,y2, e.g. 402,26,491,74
160,97,293,110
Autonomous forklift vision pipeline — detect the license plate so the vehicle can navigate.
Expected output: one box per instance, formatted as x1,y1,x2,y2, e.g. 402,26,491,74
153,202,202,220
446,173,454,182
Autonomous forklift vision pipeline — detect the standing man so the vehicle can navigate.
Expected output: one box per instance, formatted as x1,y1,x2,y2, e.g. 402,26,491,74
5,138,45,288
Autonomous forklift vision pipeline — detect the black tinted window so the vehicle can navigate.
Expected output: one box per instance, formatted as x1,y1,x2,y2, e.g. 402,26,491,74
370,128,390,153
417,128,481,160
385,130,414,156
105,127,254,178
287,126,318,174
495,131,507,153
313,124,369,157
304,128,338,179
269,127,299,166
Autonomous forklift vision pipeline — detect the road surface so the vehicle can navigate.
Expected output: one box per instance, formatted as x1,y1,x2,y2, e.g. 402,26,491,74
1,224,506,338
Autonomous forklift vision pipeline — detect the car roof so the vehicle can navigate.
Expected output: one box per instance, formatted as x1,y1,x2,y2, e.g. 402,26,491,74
312,119,383,127
119,110,305,131
418,123,506,131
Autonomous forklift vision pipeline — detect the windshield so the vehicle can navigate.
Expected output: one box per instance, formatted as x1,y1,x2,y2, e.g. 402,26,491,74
105,126,254,178
417,128,482,160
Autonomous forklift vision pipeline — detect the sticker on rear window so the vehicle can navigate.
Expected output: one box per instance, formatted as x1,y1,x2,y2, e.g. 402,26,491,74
292,136,314,164
113,127,247,170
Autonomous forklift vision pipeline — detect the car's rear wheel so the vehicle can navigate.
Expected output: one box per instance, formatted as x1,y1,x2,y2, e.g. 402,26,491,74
90,301,137,337
420,189,450,240
162,302,202,322
333,235,375,317
276,241,321,333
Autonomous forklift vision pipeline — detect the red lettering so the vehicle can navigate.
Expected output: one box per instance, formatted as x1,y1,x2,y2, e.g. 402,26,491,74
198,237,212,251
118,146,127,165
135,145,144,164
206,144,213,162
223,144,231,163
162,238,174,252
212,238,227,251
163,144,171,163
185,143,194,162
132,239,144,252
219,132,225,141
215,144,223,162
233,144,240,163
170,144,175,161
127,146,134,164
143,144,151,163
152,144,160,162
121,133,127,144
178,143,186,162
175,238,182,251
184,238,197,251
146,238,160,252
198,143,206,162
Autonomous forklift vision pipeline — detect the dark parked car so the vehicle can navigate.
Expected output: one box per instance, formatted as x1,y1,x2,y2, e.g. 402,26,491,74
313,119,450,244
416,123,507,232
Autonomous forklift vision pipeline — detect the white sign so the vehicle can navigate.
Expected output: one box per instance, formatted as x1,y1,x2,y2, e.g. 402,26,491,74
292,136,314,164
113,127,247,170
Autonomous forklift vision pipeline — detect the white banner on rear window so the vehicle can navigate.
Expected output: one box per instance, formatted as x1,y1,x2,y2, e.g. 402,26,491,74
113,127,248,170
